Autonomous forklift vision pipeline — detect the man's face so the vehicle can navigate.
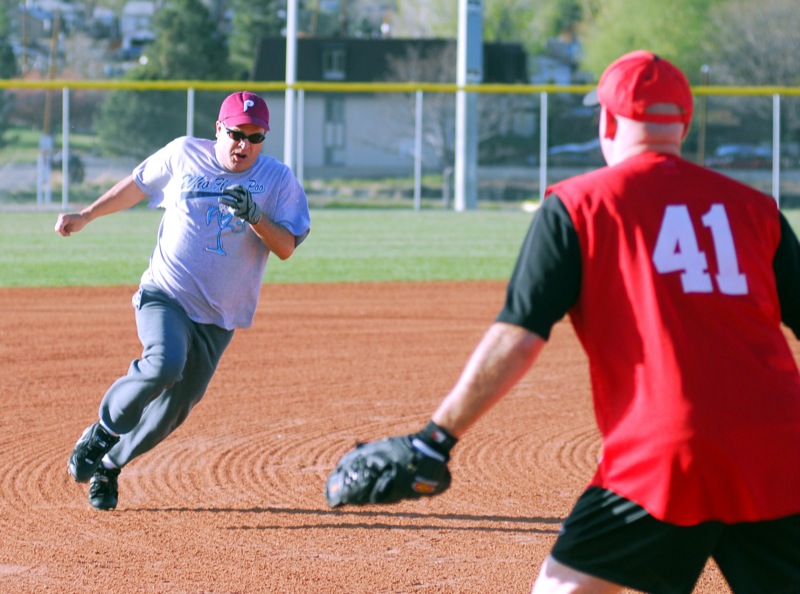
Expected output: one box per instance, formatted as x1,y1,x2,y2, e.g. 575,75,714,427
215,122,267,173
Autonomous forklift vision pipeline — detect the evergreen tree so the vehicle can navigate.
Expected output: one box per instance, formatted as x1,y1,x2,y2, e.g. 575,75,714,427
94,0,230,158
228,0,286,80
483,0,583,56
147,0,229,79
0,3,18,149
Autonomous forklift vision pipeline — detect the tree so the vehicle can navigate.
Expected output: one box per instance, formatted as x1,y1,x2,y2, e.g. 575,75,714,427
578,0,723,84
228,0,286,80
391,0,457,38
229,0,391,79
483,0,582,55
146,0,229,79
373,42,535,182
702,0,800,148
704,0,800,86
0,4,17,149
378,44,458,171
384,0,588,86
94,0,231,158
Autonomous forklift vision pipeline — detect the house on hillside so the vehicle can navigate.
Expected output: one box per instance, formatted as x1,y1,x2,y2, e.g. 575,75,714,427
9,0,84,72
119,0,155,60
251,37,535,177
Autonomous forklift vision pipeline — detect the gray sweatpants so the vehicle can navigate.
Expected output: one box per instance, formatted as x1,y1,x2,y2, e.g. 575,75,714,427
99,285,234,468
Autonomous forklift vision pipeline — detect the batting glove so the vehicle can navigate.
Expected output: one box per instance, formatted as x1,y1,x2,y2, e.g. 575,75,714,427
219,184,261,225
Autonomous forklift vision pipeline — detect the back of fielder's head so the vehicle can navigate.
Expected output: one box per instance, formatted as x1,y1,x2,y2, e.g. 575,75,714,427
584,50,694,138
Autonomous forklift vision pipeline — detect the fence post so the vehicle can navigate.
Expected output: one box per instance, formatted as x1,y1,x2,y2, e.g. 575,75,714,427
62,86,70,209
284,0,298,171
539,91,548,201
186,88,195,137
773,93,780,206
414,89,423,211
297,89,305,185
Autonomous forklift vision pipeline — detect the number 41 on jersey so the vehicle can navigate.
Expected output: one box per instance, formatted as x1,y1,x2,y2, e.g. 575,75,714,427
652,204,749,296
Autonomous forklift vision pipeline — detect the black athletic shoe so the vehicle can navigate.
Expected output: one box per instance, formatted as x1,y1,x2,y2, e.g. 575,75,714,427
68,422,120,483
89,466,120,511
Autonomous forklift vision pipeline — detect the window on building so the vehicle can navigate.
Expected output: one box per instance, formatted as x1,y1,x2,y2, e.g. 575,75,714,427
324,96,345,166
322,47,346,81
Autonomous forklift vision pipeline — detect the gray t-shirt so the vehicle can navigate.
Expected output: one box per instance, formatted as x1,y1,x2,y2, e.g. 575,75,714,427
133,136,311,330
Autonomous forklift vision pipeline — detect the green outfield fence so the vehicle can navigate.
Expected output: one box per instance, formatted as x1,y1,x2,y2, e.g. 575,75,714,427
1,79,800,210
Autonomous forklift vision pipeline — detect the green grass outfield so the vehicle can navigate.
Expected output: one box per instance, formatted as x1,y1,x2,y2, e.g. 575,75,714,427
4,207,800,288
0,208,535,287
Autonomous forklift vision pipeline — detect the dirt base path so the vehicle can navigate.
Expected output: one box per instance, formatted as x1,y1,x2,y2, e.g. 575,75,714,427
0,282,732,593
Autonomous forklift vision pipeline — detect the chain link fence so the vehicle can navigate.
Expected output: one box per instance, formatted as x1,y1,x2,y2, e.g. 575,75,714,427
1,80,799,209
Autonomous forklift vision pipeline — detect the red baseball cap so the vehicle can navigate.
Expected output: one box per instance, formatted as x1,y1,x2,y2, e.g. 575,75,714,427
584,50,693,125
218,91,270,131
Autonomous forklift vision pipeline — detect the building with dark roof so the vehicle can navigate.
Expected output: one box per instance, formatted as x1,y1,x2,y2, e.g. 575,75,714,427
251,37,536,180
253,37,528,84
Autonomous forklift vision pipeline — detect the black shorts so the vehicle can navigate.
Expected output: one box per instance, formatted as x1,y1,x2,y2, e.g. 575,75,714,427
551,487,800,594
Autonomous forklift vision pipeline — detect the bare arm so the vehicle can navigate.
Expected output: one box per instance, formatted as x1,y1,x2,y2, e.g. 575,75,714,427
248,216,298,261
323,322,546,508
54,175,148,237
218,184,301,260
431,322,546,438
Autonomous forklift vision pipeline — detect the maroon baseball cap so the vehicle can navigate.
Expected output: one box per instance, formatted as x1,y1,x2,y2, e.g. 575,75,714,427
218,91,270,131
583,50,693,125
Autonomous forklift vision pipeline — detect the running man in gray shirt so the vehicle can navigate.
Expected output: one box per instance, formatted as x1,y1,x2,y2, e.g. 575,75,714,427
56,91,311,511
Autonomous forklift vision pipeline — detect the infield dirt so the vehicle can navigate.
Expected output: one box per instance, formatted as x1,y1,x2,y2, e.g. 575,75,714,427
0,282,735,592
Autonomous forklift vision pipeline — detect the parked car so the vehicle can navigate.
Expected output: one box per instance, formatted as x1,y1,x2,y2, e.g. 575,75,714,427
51,152,85,184
706,144,773,169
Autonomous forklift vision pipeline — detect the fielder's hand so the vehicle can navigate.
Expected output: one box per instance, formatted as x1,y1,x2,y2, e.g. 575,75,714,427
325,421,457,507
219,184,261,225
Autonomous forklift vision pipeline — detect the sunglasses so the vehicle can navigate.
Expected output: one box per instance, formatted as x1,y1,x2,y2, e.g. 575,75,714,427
223,125,266,144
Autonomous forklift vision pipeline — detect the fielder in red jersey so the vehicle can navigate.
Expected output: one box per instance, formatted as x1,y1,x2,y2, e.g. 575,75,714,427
327,50,800,593
495,51,800,593
545,152,800,528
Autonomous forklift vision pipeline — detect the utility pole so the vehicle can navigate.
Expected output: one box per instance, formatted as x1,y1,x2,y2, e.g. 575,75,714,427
37,11,60,205
284,0,297,170
454,0,482,211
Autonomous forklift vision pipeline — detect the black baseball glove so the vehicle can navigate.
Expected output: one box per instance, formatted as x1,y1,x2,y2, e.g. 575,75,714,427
219,184,261,225
325,421,457,508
